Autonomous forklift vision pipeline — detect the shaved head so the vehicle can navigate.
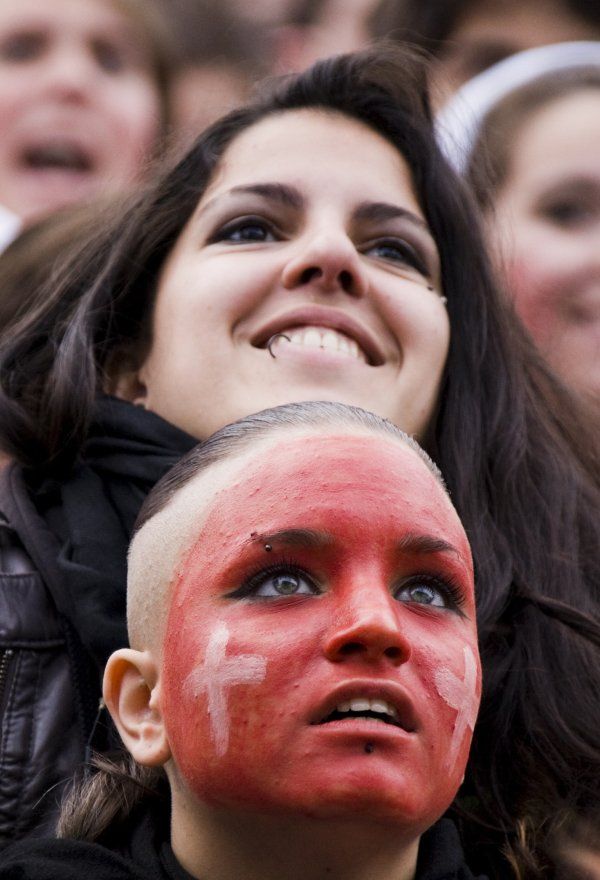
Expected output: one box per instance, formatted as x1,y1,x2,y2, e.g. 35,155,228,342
126,402,446,651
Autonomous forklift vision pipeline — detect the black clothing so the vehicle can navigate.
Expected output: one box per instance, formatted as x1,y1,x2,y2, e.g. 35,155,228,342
0,398,196,847
0,798,192,880
0,803,488,880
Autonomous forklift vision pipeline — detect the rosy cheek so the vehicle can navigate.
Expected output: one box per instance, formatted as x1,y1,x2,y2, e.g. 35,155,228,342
505,256,568,347
433,645,480,771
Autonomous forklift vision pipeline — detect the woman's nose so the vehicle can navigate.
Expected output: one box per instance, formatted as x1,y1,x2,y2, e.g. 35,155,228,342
323,591,411,666
44,47,98,103
281,230,368,297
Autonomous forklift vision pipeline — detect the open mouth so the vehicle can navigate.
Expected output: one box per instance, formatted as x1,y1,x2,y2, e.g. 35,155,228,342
253,309,385,367
267,325,369,364
319,697,402,727
314,694,417,732
21,142,94,174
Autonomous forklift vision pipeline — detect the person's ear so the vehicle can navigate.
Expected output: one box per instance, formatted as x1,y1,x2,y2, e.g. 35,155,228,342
103,648,170,767
103,348,148,407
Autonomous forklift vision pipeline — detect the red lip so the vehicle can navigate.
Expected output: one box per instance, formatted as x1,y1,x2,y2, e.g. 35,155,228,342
310,679,419,733
251,306,385,367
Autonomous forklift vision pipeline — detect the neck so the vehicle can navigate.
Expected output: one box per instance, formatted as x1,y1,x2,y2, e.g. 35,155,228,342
170,798,420,880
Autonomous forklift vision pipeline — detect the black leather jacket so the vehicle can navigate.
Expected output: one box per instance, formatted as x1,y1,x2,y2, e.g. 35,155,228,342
0,465,100,847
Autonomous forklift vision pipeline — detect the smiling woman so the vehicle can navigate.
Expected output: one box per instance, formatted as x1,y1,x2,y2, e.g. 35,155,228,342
124,108,448,439
0,0,174,228
0,44,598,878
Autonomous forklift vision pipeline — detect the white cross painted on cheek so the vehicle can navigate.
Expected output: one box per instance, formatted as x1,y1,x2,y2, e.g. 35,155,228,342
434,645,479,770
184,622,268,757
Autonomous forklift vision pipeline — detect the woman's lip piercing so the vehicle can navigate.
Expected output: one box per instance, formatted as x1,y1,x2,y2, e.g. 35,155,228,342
267,333,291,358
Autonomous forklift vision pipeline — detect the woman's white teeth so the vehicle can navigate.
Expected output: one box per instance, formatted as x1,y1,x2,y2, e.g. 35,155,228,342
281,326,366,362
335,698,398,720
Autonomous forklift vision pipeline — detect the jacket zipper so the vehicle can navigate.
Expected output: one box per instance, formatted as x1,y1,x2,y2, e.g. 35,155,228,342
0,649,14,714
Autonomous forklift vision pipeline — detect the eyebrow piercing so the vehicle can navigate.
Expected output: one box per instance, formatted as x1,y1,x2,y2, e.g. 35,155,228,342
267,332,291,358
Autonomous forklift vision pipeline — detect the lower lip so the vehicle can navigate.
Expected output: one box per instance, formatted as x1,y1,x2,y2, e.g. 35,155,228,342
312,718,414,741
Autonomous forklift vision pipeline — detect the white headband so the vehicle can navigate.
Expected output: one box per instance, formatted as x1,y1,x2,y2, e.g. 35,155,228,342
436,40,600,174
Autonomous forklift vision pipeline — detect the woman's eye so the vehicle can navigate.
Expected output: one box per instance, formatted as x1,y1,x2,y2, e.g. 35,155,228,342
244,566,320,599
0,32,45,62
93,40,126,74
395,577,461,611
364,238,429,277
213,218,278,245
542,201,596,229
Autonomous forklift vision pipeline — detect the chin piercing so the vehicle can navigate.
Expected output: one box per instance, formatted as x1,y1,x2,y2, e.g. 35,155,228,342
267,332,291,358
264,544,272,552
364,742,374,754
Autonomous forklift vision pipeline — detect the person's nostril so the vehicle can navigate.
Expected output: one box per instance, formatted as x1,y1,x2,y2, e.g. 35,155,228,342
384,646,402,660
339,641,363,656
339,269,353,291
300,266,322,284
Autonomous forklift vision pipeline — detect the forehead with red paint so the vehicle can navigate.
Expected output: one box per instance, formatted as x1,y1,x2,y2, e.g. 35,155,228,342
173,434,472,579
161,433,479,834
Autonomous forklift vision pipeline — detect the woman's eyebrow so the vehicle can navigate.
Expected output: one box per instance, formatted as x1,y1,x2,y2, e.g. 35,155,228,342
353,201,429,233
245,528,333,549
228,183,304,210
198,182,304,218
395,532,464,560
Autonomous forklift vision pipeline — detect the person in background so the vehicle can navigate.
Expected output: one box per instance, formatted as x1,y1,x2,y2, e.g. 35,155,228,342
370,0,600,105
0,402,487,879
273,0,380,72
157,0,270,147
438,42,600,405
0,0,175,240
0,45,598,877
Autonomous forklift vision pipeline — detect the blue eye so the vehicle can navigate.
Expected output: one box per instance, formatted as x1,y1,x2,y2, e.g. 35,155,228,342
365,238,429,277
395,577,463,611
230,564,321,600
213,217,277,244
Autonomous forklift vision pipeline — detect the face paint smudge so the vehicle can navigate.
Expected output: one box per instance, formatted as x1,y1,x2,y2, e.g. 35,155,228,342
433,645,479,770
184,622,267,757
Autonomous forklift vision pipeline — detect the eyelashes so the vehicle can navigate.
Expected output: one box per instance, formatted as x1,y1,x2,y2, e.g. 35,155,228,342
226,560,465,614
206,215,432,278
226,559,321,600
362,237,431,278
208,215,279,245
395,574,466,615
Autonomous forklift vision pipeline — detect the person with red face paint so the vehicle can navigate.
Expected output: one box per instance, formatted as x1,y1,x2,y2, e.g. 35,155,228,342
0,0,174,244
0,402,487,880
0,45,598,877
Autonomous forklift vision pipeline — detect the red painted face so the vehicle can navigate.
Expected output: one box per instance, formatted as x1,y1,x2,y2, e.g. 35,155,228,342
161,435,481,836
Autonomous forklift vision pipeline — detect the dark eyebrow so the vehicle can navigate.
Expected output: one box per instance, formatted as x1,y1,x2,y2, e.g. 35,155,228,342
246,528,333,549
353,201,430,232
395,532,463,559
218,182,305,212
